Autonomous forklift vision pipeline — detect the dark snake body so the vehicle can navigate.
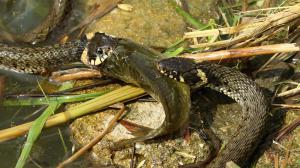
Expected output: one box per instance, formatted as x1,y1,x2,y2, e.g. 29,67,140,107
0,32,269,167
0,37,87,74
158,58,270,167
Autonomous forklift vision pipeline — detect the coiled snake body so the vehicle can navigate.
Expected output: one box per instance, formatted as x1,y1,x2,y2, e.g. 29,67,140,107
86,33,270,167
0,33,269,168
158,58,269,167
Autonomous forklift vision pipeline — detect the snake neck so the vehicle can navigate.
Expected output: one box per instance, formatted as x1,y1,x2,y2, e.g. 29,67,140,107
0,36,88,74
195,63,269,168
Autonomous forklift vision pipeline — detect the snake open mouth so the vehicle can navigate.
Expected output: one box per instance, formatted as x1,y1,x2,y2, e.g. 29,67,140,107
84,32,118,67
88,47,113,66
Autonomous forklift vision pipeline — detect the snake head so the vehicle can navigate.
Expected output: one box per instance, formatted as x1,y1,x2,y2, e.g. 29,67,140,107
157,57,207,86
87,32,118,66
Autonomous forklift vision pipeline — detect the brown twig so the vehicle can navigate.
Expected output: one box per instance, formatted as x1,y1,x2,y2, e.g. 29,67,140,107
67,0,122,35
281,146,290,168
275,116,300,141
0,76,5,101
256,28,300,73
242,0,248,12
263,0,271,8
272,104,300,109
57,104,126,168
238,7,290,15
274,153,279,168
182,43,300,62
130,145,136,168
277,87,300,97
50,69,102,82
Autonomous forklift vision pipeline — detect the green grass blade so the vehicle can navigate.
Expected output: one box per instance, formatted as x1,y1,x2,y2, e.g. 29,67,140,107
57,128,68,154
2,91,109,106
15,103,60,168
57,81,75,91
164,47,185,57
171,0,206,29
15,80,74,168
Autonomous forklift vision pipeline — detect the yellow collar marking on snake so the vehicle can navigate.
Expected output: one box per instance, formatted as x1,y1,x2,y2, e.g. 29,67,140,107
196,69,207,84
80,48,88,64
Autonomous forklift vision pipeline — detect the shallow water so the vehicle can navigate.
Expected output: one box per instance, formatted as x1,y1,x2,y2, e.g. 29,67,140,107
0,72,75,167
0,0,52,34
0,0,78,167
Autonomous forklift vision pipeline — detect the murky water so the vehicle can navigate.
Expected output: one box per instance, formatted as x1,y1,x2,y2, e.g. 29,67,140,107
0,0,52,34
0,0,78,167
0,73,75,168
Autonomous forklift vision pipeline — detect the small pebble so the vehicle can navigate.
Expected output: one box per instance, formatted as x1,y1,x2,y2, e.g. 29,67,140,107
117,4,134,12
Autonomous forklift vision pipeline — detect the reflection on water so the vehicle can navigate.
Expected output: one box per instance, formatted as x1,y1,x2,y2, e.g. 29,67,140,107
0,0,70,42
0,71,74,167
0,0,52,34
0,0,76,166
0,122,73,168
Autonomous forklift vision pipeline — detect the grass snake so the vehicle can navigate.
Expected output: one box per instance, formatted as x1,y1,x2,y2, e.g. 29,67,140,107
158,57,270,167
0,32,270,168
0,36,87,74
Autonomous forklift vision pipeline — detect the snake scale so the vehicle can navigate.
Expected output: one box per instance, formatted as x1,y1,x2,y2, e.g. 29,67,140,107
0,32,269,168
158,57,269,167
0,36,87,74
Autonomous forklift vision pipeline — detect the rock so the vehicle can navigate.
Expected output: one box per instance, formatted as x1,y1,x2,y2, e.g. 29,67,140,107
70,88,247,167
255,62,293,92
86,0,218,48
0,0,68,42
70,100,210,167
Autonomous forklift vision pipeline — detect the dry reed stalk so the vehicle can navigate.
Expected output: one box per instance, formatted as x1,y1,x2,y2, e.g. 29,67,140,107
0,85,145,142
272,104,300,109
182,43,300,62
275,116,300,141
51,69,102,82
0,76,5,100
277,86,300,97
184,4,300,49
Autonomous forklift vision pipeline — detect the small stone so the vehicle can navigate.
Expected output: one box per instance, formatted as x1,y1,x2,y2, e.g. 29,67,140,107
117,4,134,12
